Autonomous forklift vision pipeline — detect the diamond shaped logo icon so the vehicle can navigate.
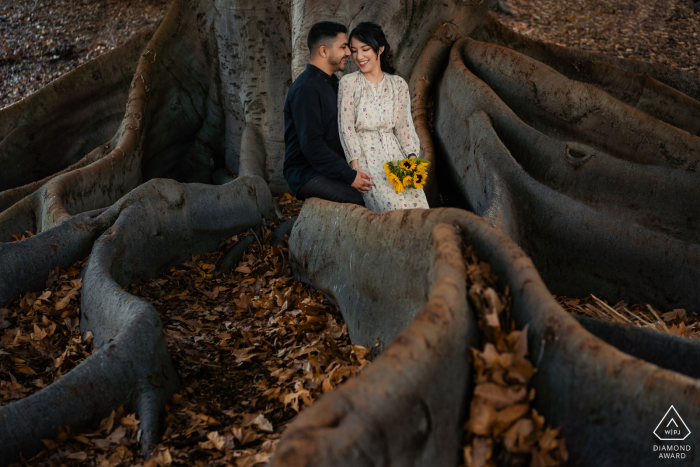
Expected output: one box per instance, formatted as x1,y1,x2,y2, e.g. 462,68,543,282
654,406,691,441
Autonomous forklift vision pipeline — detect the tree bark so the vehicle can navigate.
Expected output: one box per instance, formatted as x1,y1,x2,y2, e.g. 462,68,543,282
273,200,700,467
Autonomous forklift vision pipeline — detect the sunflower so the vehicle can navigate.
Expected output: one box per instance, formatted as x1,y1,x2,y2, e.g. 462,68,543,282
413,171,426,189
387,173,404,193
400,158,416,171
402,175,413,187
383,162,391,177
416,161,429,173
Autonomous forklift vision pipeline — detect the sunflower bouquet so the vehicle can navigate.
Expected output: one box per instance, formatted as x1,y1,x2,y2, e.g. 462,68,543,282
383,158,429,194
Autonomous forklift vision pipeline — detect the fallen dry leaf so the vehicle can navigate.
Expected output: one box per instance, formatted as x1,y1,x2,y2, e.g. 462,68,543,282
150,445,172,466
462,242,567,466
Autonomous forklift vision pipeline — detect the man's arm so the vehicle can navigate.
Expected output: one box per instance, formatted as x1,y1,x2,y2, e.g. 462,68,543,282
292,85,357,185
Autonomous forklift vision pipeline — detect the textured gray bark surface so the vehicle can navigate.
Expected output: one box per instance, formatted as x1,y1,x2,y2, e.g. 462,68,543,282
2,0,700,465
0,176,276,464
274,207,473,466
435,37,700,311
275,201,700,467
0,29,155,205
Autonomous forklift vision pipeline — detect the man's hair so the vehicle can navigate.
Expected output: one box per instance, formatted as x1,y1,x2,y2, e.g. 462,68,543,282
307,21,347,54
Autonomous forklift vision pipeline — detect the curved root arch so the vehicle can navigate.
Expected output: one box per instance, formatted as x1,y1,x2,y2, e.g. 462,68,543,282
273,201,700,467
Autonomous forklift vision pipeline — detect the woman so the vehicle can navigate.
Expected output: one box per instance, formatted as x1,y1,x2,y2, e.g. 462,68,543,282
338,22,429,212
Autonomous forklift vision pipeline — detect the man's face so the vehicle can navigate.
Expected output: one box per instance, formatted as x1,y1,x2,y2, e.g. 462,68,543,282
325,33,351,72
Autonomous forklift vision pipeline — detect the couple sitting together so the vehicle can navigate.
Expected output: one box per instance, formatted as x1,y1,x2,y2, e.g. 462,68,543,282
283,21,429,213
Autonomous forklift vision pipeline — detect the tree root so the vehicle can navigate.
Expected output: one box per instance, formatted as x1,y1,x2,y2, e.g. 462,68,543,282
0,208,111,306
0,176,277,464
275,203,474,466
0,28,155,195
473,14,700,138
456,38,700,171
273,200,700,466
433,35,700,310
439,107,700,312
473,12,700,103
442,37,700,244
408,5,495,205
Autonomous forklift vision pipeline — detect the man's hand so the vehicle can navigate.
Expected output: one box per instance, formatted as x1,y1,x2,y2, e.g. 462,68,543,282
351,168,375,194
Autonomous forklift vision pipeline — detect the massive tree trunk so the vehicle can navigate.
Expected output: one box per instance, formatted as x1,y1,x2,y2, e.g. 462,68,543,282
1,1,700,465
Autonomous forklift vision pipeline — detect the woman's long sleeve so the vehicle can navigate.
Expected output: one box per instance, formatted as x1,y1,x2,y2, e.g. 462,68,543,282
393,78,421,157
338,77,363,164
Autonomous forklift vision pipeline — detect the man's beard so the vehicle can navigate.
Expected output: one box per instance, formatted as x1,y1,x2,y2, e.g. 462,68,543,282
328,52,346,72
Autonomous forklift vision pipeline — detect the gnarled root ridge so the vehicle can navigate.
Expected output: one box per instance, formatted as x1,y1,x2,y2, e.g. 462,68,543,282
0,176,276,464
273,201,700,467
435,35,700,311
0,208,112,306
473,12,700,108
0,28,156,201
273,202,475,467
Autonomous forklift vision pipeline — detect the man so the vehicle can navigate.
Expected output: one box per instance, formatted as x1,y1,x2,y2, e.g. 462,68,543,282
283,21,375,206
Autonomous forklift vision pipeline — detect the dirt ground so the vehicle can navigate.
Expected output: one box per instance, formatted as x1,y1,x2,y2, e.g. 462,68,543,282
494,0,699,76
1,0,698,109
0,0,170,108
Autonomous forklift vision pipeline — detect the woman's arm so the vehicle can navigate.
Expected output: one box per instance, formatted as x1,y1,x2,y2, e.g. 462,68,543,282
393,77,421,159
338,76,364,166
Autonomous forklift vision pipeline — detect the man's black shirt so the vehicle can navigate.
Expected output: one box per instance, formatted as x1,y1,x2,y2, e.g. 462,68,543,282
283,64,356,196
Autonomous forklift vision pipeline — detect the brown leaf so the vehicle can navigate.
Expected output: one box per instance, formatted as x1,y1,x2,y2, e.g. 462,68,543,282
101,410,116,434
538,426,562,452
199,431,227,451
32,323,47,341
72,435,93,446
233,347,259,363
54,280,82,311
509,324,529,358
16,365,36,375
120,414,140,428
502,418,534,452
351,344,370,365
242,413,273,432
37,290,52,301
105,426,126,443
473,383,528,410
281,388,310,412
506,355,536,384
236,452,271,467
52,349,68,368
67,451,88,460
150,445,172,466
492,404,530,435
41,438,58,450
471,437,493,467
322,377,333,392
465,398,497,436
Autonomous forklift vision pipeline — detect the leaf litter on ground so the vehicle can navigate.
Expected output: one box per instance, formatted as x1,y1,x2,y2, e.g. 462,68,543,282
3,194,371,467
0,258,90,406
555,295,700,340
5,196,700,466
461,242,568,467
495,0,699,77
0,0,171,109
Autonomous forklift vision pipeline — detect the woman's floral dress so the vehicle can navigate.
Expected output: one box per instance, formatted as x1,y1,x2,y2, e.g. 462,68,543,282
338,71,429,213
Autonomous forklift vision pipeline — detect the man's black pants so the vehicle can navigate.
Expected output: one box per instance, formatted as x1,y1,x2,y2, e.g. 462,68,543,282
297,175,365,206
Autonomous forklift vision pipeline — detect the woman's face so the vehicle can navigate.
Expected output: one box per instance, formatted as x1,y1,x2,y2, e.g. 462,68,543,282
350,37,384,74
